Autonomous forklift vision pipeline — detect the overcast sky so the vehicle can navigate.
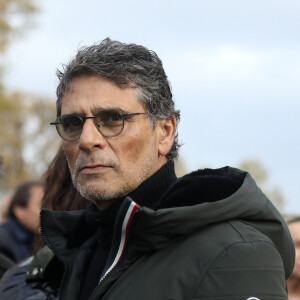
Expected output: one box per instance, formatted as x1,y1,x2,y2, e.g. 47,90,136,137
3,0,300,213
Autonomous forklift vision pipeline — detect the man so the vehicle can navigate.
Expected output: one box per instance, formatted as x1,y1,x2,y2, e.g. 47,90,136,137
42,38,294,300
0,181,43,263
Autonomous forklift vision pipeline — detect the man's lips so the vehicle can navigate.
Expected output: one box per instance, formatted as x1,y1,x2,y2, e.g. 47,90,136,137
79,164,111,175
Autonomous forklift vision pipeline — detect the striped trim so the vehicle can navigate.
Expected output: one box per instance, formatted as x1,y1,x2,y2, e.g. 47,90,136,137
99,199,139,283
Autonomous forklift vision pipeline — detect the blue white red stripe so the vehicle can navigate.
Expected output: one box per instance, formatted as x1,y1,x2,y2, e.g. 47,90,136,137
99,200,139,283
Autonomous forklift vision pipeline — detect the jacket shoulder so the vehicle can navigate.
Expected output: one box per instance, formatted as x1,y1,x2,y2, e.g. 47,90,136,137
191,220,288,299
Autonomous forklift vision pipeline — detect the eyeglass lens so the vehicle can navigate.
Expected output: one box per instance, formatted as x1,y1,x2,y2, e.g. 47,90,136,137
56,109,124,141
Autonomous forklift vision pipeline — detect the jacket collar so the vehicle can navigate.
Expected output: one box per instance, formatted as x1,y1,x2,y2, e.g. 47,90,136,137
41,166,294,278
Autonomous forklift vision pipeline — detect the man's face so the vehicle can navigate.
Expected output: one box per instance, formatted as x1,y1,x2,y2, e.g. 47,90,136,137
61,75,167,210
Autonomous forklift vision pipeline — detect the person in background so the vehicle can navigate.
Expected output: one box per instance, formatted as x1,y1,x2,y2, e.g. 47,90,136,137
0,146,89,298
41,146,88,212
33,146,89,252
0,181,43,263
0,155,15,277
286,216,300,300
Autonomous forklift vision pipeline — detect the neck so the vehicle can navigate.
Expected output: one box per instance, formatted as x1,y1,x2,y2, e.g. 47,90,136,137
128,160,176,209
94,199,117,211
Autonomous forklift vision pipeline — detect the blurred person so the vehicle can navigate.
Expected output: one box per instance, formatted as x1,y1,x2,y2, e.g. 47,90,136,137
0,146,88,298
33,38,295,300
0,156,15,277
286,216,300,300
0,181,43,263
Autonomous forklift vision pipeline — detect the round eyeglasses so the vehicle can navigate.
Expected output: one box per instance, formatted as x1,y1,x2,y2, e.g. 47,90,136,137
50,109,148,142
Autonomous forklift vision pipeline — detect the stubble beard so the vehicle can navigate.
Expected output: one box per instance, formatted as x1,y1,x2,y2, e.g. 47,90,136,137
74,173,132,203
67,153,157,207
67,155,122,203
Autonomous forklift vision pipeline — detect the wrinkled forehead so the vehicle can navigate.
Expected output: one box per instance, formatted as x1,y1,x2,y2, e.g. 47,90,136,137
64,74,138,98
60,75,145,115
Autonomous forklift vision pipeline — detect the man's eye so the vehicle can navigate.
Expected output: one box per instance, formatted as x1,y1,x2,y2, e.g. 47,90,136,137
98,111,122,123
62,116,81,127
108,113,121,121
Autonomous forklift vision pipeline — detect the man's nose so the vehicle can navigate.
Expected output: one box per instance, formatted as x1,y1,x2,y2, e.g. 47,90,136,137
79,119,107,151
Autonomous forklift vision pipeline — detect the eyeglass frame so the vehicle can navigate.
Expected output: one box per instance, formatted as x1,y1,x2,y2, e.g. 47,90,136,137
50,109,148,142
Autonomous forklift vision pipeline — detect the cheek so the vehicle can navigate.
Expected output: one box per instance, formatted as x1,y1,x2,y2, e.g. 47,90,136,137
114,131,156,165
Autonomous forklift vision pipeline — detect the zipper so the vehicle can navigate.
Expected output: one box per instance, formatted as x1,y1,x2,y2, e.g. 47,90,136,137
57,260,68,300
40,198,140,300
89,200,140,299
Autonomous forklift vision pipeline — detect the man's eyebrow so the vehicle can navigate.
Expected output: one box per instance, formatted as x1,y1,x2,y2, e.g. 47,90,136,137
91,107,129,114
62,111,85,117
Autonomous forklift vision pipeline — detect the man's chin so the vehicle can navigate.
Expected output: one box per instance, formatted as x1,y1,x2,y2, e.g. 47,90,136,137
75,183,124,202
79,173,102,179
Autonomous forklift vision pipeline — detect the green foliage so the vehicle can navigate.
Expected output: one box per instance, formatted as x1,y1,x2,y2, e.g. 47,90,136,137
0,92,60,191
0,0,45,191
0,92,25,188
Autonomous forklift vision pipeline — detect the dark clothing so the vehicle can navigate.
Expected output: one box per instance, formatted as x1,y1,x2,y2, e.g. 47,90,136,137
39,165,294,300
0,218,34,279
0,161,177,299
77,161,176,299
0,164,294,299
77,202,117,299
0,252,14,279
0,218,34,262
0,246,59,299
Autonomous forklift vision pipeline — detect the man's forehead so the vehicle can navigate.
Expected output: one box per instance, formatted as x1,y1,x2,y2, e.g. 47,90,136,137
61,76,145,114
65,74,134,93
61,99,145,115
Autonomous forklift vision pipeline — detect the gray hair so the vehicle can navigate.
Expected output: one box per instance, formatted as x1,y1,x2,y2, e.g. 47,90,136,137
56,38,180,160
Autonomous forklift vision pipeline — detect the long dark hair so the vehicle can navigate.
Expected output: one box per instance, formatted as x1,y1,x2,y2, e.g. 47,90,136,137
34,146,89,253
41,146,88,211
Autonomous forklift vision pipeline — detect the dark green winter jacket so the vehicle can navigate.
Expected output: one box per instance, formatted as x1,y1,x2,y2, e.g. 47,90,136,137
40,167,294,300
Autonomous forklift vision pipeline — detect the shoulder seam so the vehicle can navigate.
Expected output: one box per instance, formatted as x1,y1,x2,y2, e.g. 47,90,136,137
226,220,247,242
191,239,280,297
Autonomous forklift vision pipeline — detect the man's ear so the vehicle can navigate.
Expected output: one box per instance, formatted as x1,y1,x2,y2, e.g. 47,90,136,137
157,115,177,157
